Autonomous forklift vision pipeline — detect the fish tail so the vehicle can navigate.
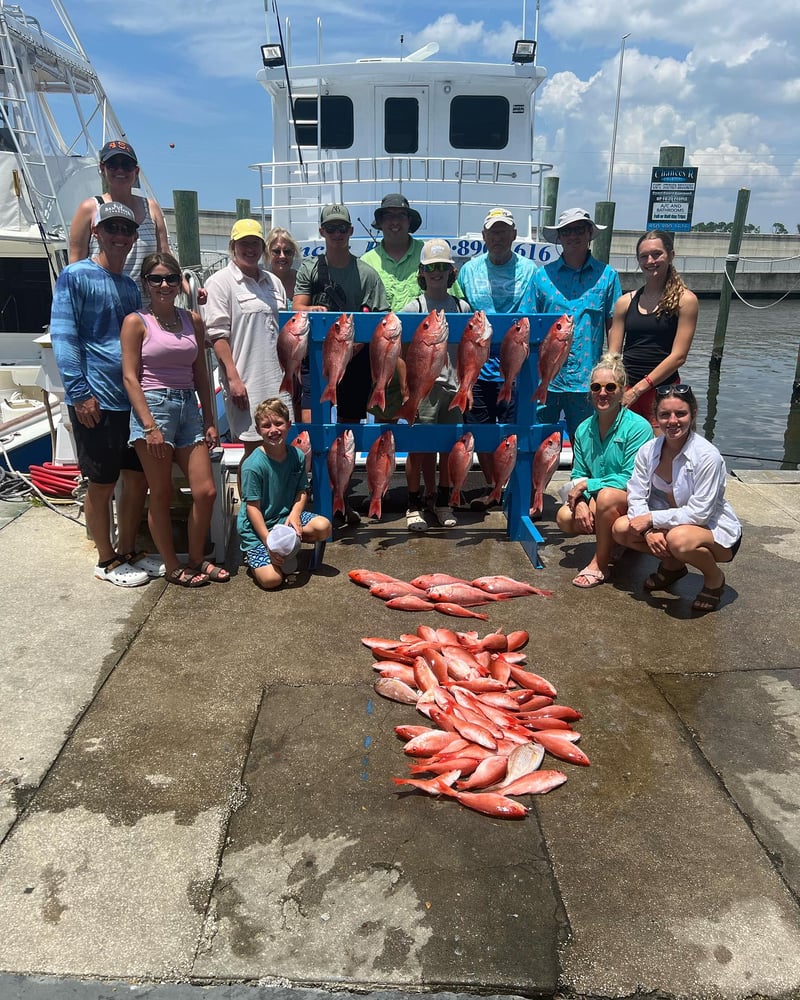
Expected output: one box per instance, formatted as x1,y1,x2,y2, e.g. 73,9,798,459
531,381,548,404
367,386,385,412
449,387,467,412
497,381,512,404
279,373,294,396
332,492,345,516
449,487,462,508
320,383,338,405
368,497,383,520
396,400,417,424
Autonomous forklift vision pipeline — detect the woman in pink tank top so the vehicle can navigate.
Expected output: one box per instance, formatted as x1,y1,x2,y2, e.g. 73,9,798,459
121,252,228,587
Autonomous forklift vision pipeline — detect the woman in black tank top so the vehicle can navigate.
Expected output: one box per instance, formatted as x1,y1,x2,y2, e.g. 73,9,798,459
608,230,698,428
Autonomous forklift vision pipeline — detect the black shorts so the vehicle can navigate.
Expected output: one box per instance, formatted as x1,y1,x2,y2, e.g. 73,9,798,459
463,377,516,426
68,406,143,484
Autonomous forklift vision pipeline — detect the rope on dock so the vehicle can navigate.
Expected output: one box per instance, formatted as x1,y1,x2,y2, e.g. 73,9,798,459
724,268,800,310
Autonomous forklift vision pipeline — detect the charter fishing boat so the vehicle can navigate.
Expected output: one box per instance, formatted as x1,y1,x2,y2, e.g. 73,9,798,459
0,0,152,472
252,21,554,259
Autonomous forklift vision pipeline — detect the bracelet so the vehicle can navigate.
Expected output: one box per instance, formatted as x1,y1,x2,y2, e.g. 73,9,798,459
643,375,654,389
142,425,158,435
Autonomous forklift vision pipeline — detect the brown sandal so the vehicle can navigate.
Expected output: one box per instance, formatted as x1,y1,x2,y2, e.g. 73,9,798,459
196,559,230,583
692,577,725,613
166,565,209,588
644,563,688,592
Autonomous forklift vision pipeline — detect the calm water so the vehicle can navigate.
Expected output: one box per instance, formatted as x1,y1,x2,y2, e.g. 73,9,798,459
679,299,799,470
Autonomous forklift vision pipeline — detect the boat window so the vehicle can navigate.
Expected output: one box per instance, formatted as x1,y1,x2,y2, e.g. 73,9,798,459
0,258,52,335
384,98,419,154
293,97,354,149
449,96,509,150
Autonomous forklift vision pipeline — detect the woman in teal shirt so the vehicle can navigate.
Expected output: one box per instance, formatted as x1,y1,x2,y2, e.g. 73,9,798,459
557,352,653,588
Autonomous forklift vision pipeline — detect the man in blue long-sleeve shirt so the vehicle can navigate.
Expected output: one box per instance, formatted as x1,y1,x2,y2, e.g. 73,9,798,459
50,201,160,586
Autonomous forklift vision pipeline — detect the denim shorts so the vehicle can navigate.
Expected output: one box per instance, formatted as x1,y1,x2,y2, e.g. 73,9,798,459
130,388,204,450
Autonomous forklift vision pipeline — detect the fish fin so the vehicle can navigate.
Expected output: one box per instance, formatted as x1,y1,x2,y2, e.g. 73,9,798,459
368,498,383,520
320,384,337,405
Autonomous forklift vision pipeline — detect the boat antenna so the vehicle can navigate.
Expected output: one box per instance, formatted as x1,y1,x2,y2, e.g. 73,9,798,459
356,217,377,242
270,0,305,174
400,34,404,61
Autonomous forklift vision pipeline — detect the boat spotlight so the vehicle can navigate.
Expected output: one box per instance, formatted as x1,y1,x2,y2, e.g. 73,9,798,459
261,43,285,68
512,40,536,65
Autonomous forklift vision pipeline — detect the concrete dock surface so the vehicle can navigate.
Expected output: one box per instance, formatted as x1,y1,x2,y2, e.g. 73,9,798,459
1,468,799,1000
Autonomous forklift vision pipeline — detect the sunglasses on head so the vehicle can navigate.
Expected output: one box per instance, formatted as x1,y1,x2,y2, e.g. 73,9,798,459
590,381,618,393
102,221,137,236
270,247,294,257
422,262,451,273
145,272,181,287
656,383,692,397
322,222,349,234
104,157,135,171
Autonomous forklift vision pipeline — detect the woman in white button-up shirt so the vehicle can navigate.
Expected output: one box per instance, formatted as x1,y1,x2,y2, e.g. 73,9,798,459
612,384,742,613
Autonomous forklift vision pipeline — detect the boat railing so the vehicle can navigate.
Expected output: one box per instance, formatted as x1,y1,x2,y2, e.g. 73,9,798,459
251,155,554,238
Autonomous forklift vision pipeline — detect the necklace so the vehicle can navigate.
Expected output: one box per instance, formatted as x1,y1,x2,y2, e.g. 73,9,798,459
154,311,182,332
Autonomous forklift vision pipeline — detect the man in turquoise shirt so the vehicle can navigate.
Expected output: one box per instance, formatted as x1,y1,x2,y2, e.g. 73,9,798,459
533,207,622,441
458,207,538,506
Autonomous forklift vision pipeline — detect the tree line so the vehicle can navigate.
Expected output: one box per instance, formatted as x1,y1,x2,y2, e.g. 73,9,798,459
691,222,800,235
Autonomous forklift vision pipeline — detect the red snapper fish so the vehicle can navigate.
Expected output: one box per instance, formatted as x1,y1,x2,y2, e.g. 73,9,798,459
320,313,355,406
367,312,404,411
531,431,562,518
488,434,518,504
471,575,554,598
449,311,493,413
396,311,449,424
447,431,474,508
497,317,530,404
327,429,355,516
366,430,396,520
289,430,311,475
532,314,574,403
277,311,309,397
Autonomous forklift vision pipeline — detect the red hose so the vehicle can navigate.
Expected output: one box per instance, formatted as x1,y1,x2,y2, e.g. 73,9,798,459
28,463,80,498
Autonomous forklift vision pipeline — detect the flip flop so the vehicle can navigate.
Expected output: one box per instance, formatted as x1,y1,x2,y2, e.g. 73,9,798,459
572,567,607,589
692,577,725,613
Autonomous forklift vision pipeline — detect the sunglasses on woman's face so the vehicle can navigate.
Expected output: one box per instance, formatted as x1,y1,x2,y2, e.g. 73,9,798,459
422,263,451,273
656,383,692,397
590,382,618,393
104,157,135,171
145,273,181,287
270,247,294,257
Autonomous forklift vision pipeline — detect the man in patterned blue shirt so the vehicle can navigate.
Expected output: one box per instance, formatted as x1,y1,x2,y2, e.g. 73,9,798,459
50,201,159,587
458,207,538,507
533,207,622,441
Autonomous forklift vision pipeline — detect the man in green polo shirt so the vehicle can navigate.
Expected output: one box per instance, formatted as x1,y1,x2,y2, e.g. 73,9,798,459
361,193,426,310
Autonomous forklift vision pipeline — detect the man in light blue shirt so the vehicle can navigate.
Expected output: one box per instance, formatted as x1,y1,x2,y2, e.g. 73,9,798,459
458,207,538,506
532,207,622,441
51,201,159,587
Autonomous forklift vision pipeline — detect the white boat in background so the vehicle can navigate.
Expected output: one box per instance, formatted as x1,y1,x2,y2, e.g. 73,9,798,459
0,0,156,472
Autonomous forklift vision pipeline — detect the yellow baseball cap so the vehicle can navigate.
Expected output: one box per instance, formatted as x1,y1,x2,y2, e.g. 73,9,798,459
230,218,265,242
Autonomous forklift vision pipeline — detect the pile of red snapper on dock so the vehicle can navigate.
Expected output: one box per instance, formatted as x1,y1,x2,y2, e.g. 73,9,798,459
361,622,589,819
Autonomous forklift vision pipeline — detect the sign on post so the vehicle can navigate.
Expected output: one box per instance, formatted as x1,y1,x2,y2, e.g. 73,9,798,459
647,167,698,232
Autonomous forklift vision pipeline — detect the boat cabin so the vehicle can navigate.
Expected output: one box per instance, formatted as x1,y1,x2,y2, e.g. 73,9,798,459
255,40,551,244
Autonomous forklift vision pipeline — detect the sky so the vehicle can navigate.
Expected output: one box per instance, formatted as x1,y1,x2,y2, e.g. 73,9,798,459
33,0,800,235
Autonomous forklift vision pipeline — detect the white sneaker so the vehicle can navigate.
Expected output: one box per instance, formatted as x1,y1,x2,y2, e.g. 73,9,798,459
406,508,428,532
122,550,166,578
94,558,150,588
432,505,457,528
